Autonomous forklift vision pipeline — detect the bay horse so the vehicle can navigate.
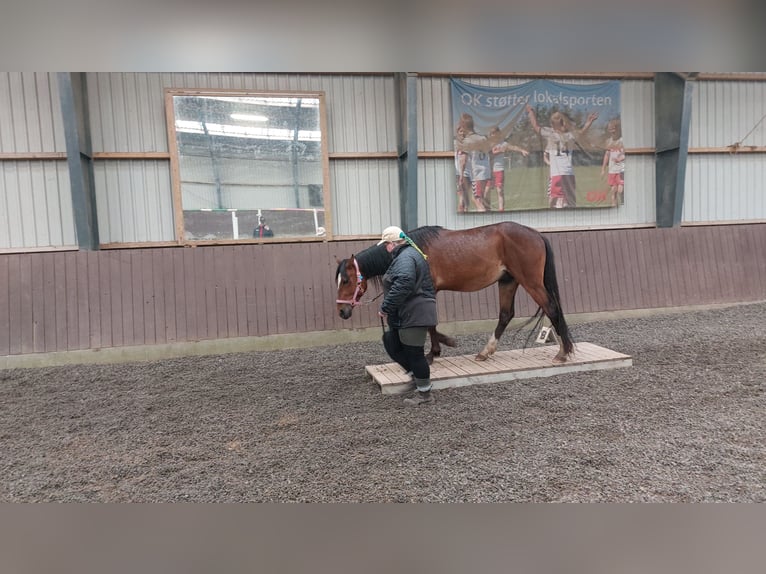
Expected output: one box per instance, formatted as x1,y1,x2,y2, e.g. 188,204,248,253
335,222,574,363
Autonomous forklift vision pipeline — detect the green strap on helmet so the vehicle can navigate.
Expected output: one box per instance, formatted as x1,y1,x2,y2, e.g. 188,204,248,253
399,231,428,260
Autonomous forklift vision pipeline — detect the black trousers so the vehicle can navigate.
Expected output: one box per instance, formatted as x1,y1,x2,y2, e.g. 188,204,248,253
382,328,430,380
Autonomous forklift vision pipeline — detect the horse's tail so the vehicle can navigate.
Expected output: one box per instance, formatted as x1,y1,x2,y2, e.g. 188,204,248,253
542,236,574,355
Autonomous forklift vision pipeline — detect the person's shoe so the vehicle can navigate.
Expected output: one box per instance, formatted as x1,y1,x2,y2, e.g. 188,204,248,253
403,390,434,406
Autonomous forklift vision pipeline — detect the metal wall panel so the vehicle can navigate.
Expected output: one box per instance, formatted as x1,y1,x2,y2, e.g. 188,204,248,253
0,161,75,250
93,160,175,244
417,76,656,230
684,154,766,222
690,81,766,148
684,80,766,223
329,159,400,236
0,72,66,153
0,73,75,250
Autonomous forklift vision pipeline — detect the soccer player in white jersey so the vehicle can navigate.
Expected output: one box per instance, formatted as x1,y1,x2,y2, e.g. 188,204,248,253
526,104,598,209
601,118,625,207
487,125,529,211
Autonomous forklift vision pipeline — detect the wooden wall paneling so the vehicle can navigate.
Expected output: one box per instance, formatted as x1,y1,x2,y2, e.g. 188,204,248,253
585,231,605,312
614,231,631,310
614,230,635,312
729,224,753,299
706,228,725,300
64,252,79,350
630,231,649,310
677,230,700,305
221,246,238,339
181,248,195,340
7,255,21,355
98,251,113,348
644,231,664,308
1,225,765,358
239,246,257,337
251,246,269,337
42,252,57,352
727,226,745,299
183,247,207,341
698,228,718,303
161,249,177,343
211,246,229,338
129,250,145,346
701,227,720,303
746,225,766,298
0,255,9,355
599,230,620,310
685,227,709,304
260,245,281,336
230,245,247,338
572,231,591,313
718,225,737,301
74,253,89,350
309,241,331,333
54,253,71,351
114,250,132,347
140,250,156,345
737,226,760,299
20,255,34,353
85,251,101,348
318,240,336,332
30,254,45,352
660,229,679,307
290,246,308,335
171,248,187,342
279,244,298,334
665,230,685,308
565,233,585,313
202,247,218,340
554,234,574,314
150,249,168,344
606,230,625,311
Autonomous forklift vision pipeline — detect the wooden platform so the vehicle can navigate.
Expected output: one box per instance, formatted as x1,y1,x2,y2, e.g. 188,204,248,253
366,342,632,395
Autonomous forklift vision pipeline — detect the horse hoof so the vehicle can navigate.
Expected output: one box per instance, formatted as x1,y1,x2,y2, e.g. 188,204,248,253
552,354,568,364
475,353,488,361
443,337,458,348
426,354,434,365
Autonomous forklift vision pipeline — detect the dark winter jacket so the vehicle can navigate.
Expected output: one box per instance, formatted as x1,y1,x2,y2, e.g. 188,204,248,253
380,244,437,330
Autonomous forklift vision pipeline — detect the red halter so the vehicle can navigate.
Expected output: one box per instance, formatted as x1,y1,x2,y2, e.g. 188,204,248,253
336,258,366,306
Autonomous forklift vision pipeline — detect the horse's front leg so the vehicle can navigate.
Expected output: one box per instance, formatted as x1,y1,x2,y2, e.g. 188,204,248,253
476,279,518,361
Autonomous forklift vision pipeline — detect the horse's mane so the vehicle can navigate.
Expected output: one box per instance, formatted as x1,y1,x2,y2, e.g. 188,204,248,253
405,225,444,252
336,226,445,284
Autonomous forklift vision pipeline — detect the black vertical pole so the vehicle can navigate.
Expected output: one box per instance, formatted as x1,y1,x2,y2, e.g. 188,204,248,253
655,72,695,228
58,72,99,250
395,72,419,232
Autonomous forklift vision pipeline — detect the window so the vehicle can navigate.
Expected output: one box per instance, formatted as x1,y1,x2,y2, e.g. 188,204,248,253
165,89,331,242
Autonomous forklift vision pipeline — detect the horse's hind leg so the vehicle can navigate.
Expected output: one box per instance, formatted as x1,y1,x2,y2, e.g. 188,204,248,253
426,327,458,364
525,284,570,363
476,276,519,361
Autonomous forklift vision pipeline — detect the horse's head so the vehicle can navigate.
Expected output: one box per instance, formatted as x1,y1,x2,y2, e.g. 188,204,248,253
335,255,367,319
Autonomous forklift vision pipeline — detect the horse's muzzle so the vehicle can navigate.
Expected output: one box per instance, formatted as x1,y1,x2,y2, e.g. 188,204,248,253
338,305,353,320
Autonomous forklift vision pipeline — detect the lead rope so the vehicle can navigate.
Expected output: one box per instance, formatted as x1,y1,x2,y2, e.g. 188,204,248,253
399,231,428,260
